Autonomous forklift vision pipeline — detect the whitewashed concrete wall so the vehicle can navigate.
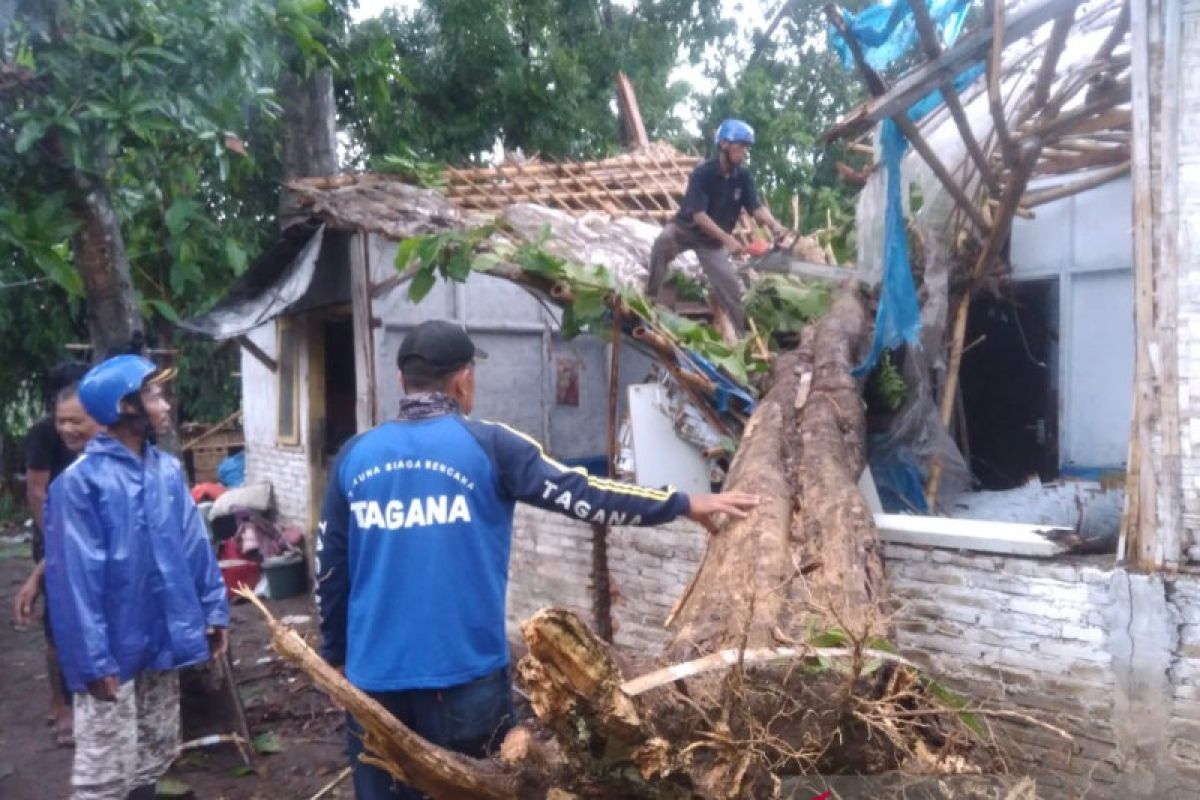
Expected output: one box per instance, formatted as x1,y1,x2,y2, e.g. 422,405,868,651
239,320,312,526
506,508,1200,796
1009,176,1134,470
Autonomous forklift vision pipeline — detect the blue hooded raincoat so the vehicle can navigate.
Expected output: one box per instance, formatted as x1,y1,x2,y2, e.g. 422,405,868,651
44,434,229,692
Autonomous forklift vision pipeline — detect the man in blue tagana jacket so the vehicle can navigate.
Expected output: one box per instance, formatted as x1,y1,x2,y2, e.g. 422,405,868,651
45,355,229,800
317,320,759,800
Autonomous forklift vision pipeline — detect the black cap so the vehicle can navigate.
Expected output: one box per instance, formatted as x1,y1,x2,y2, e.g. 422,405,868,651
397,320,487,372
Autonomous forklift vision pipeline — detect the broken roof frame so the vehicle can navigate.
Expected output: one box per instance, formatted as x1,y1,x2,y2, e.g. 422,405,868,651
821,0,1160,564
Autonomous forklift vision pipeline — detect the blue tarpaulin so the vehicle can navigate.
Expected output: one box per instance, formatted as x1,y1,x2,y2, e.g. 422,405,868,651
828,0,982,377
830,0,974,72
852,117,922,378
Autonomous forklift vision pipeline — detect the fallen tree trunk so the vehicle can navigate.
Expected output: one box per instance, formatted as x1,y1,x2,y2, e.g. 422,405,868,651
244,289,1013,798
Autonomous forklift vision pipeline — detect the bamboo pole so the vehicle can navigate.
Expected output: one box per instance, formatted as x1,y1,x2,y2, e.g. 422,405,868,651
986,0,1019,167
181,409,243,452
1021,160,1130,207
1029,10,1077,113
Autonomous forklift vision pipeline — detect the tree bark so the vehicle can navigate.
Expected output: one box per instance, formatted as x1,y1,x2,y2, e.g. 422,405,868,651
70,174,142,358
668,290,882,658
279,67,339,230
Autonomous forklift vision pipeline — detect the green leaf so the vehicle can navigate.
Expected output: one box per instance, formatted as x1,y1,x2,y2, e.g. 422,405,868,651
224,240,248,275
230,766,257,778
415,236,441,268
164,200,196,236
407,269,436,303
443,243,473,281
154,777,192,797
146,298,180,323
394,237,422,271
808,629,848,649
865,637,899,654
15,120,47,154
571,287,608,322
252,731,283,755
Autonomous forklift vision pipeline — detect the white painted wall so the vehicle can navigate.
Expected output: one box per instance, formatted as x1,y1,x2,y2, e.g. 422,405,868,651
1010,176,1134,469
239,319,313,525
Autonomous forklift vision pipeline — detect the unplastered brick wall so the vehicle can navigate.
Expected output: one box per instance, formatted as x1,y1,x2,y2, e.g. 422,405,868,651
886,542,1200,798
507,507,705,652
507,510,1200,795
508,506,596,638
607,519,706,653
244,443,311,526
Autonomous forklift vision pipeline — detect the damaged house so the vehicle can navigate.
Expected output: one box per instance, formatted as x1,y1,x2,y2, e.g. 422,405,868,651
189,0,1200,795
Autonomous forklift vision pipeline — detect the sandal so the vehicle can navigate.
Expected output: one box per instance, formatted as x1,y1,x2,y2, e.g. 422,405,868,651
54,720,74,748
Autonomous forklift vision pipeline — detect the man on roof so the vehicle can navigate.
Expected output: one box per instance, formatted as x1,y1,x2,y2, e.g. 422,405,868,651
646,118,790,334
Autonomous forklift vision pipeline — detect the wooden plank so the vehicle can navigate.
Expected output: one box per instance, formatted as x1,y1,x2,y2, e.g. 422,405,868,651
615,71,650,149
822,0,1084,142
1119,0,1157,567
874,513,1071,557
349,230,378,430
235,334,278,373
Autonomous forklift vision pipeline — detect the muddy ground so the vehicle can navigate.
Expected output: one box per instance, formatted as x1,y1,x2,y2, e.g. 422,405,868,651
0,535,351,800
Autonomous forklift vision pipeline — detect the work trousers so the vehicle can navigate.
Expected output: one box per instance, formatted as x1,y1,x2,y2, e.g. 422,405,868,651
647,221,745,333
347,666,515,800
71,670,180,800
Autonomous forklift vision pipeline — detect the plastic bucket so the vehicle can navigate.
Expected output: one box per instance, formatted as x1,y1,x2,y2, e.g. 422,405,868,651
263,553,307,599
219,559,260,600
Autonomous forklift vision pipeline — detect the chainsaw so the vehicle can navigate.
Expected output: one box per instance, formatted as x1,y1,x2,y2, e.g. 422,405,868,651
739,231,851,283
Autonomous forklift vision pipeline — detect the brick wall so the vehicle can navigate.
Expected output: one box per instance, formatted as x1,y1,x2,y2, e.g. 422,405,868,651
506,509,1200,795
507,507,705,652
244,443,311,527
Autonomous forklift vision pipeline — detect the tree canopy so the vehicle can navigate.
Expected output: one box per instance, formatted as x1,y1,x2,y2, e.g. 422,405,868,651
0,0,865,439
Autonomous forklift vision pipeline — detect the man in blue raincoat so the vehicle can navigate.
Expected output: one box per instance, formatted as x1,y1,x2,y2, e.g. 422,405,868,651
44,355,229,800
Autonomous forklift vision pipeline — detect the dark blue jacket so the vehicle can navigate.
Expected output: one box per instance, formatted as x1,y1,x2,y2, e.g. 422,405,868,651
45,434,229,692
316,413,690,691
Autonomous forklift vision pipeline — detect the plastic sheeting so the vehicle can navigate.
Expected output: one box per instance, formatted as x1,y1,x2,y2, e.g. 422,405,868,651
853,119,922,377
830,0,973,72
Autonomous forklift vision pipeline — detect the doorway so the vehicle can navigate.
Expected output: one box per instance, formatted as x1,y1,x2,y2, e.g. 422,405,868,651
958,279,1059,490
322,316,357,456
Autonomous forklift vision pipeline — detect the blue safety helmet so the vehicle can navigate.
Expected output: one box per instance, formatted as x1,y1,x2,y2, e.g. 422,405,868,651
714,119,755,147
79,354,157,425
